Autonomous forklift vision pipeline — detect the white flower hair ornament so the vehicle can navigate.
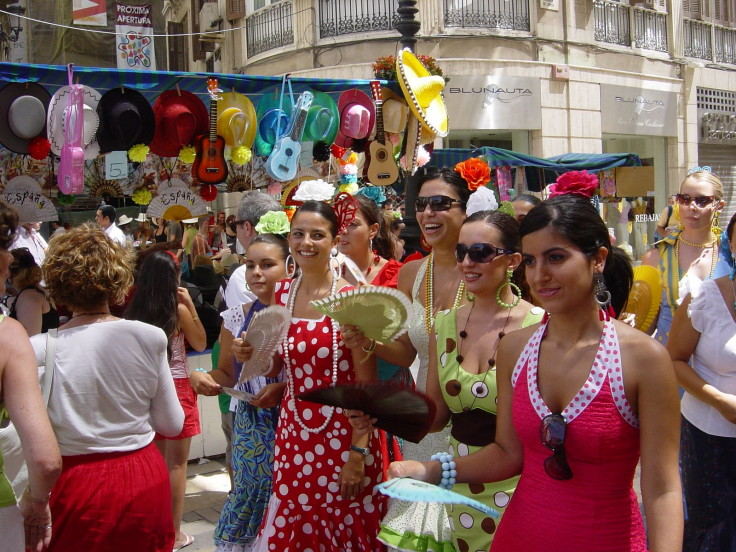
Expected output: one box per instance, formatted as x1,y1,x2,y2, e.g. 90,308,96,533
466,185,498,216
292,179,336,202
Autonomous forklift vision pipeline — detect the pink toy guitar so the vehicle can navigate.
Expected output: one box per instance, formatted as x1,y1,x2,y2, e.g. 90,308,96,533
57,64,85,195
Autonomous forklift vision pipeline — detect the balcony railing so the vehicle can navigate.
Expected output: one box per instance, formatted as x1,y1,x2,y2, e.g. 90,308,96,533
318,0,399,38
632,7,667,51
443,0,530,32
715,25,736,64
594,0,668,52
594,0,630,45
683,18,713,60
246,1,293,57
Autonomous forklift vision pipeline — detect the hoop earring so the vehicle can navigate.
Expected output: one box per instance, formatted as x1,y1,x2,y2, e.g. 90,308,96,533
330,247,341,282
285,254,296,279
496,268,521,309
594,272,614,320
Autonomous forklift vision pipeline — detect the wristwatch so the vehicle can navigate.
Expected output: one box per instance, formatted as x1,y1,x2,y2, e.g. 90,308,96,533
350,445,369,457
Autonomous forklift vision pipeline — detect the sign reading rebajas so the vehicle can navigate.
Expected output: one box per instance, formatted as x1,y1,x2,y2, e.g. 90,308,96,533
115,3,156,71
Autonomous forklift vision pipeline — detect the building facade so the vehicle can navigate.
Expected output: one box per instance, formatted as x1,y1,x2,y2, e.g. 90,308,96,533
165,0,736,234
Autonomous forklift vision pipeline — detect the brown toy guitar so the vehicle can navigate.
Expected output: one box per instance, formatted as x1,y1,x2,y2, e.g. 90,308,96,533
193,77,228,185
367,80,399,186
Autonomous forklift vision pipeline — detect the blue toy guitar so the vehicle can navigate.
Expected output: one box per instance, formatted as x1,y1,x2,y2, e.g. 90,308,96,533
265,90,313,182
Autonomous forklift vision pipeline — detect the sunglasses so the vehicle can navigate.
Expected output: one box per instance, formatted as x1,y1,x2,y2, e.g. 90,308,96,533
675,193,715,208
415,195,465,212
540,414,573,480
455,243,515,263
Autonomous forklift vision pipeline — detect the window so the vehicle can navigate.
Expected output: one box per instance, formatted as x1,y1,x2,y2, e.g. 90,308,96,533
168,19,188,71
227,0,246,20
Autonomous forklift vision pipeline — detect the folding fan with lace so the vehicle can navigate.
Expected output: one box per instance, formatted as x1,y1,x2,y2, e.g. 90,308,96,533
310,285,411,343
238,305,291,384
376,478,500,518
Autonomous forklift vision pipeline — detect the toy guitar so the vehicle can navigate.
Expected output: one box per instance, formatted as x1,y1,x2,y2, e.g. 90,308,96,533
57,64,85,195
265,90,313,182
367,80,399,186
192,77,228,185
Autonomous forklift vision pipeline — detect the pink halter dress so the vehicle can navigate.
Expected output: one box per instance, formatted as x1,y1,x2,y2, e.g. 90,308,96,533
490,320,647,552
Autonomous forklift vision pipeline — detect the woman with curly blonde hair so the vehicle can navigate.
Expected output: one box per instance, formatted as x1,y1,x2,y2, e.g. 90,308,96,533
30,224,184,552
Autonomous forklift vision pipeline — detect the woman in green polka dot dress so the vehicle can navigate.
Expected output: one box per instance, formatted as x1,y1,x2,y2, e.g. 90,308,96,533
427,210,543,552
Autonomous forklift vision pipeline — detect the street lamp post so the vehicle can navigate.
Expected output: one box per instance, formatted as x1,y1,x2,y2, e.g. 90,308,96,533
394,0,422,254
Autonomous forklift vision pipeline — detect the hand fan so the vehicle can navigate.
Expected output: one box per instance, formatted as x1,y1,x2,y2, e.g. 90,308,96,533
298,382,435,443
238,305,291,384
310,285,411,343
622,265,661,332
221,387,256,402
376,478,500,518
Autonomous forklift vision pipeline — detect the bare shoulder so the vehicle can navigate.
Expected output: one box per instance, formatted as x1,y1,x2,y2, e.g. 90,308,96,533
614,320,671,375
0,316,32,366
498,323,538,360
397,258,424,296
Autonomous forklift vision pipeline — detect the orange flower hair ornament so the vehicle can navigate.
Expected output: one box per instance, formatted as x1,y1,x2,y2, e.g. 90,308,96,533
548,170,599,198
454,157,491,191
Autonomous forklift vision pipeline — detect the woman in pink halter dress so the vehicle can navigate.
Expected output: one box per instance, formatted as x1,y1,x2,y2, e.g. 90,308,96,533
389,193,683,552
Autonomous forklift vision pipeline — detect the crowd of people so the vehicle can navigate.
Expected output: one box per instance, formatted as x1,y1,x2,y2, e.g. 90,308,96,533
0,162,734,552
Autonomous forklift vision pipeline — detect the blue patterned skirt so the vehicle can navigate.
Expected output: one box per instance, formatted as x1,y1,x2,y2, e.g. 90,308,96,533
214,400,279,549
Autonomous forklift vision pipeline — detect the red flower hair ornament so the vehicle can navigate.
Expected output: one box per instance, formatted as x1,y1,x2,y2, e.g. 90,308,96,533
548,170,599,198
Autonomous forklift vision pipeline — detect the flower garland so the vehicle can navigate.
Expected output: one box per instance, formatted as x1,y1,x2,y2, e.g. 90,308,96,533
282,273,340,434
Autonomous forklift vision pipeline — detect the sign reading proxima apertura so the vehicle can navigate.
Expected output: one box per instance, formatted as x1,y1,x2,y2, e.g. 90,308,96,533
115,3,156,71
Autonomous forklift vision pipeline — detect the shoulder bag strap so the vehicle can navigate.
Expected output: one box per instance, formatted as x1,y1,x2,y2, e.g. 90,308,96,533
42,329,58,406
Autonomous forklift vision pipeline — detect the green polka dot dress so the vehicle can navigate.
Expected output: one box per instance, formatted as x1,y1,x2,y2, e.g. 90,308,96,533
435,307,543,552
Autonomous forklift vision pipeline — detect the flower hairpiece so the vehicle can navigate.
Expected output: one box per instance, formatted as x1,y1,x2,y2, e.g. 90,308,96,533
466,185,498,216
356,185,387,206
548,170,598,198
255,210,290,235
687,165,712,175
293,179,335,202
333,192,358,234
454,157,491,191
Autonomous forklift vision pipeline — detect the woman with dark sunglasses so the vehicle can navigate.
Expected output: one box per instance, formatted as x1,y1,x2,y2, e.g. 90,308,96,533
642,169,730,344
342,167,470,551
388,193,682,552
423,210,543,551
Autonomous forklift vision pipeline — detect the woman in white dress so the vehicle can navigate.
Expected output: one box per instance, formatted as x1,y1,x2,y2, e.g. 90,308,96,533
344,167,471,550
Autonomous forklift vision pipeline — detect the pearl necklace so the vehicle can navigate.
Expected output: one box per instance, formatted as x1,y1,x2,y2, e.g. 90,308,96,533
424,252,465,335
282,272,339,434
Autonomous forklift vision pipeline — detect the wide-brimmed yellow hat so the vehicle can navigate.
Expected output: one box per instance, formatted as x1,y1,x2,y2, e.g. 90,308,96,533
217,91,257,148
623,265,662,332
395,49,448,138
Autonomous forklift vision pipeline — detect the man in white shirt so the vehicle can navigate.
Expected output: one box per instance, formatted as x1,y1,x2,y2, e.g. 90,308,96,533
10,222,47,266
223,191,281,309
95,205,127,246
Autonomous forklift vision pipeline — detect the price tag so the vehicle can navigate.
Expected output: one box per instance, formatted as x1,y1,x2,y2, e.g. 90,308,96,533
105,151,128,180
300,141,314,169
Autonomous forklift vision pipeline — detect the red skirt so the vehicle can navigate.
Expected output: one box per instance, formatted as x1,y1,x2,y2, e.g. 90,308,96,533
48,442,174,552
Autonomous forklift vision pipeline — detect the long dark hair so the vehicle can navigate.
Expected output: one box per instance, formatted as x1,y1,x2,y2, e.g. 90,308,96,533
125,250,179,339
354,194,395,260
249,233,289,259
519,195,633,316
293,200,339,237
463,210,520,251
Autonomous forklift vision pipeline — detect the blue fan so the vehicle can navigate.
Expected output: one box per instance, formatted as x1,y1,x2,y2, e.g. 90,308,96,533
376,478,500,518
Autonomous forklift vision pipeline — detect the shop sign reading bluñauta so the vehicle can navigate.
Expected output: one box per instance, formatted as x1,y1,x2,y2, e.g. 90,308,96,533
445,76,541,130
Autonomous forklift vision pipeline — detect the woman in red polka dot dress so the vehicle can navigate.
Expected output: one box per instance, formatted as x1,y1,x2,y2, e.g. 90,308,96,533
252,201,386,552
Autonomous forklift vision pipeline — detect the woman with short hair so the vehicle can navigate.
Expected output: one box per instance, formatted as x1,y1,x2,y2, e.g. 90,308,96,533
32,224,184,552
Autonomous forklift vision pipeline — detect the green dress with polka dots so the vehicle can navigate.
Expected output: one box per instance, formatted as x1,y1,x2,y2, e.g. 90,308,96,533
435,306,543,552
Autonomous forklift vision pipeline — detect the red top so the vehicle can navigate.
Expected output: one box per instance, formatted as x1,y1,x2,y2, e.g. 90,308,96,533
491,321,646,552
371,258,402,288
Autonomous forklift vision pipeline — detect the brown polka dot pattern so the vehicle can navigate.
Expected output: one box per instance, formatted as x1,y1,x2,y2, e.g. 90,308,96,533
445,379,462,396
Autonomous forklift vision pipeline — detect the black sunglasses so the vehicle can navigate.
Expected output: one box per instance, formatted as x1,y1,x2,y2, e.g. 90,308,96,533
455,243,515,263
415,195,465,212
541,414,573,480
675,193,715,208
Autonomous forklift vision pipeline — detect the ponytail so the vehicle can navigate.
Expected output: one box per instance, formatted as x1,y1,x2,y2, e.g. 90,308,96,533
603,246,633,317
